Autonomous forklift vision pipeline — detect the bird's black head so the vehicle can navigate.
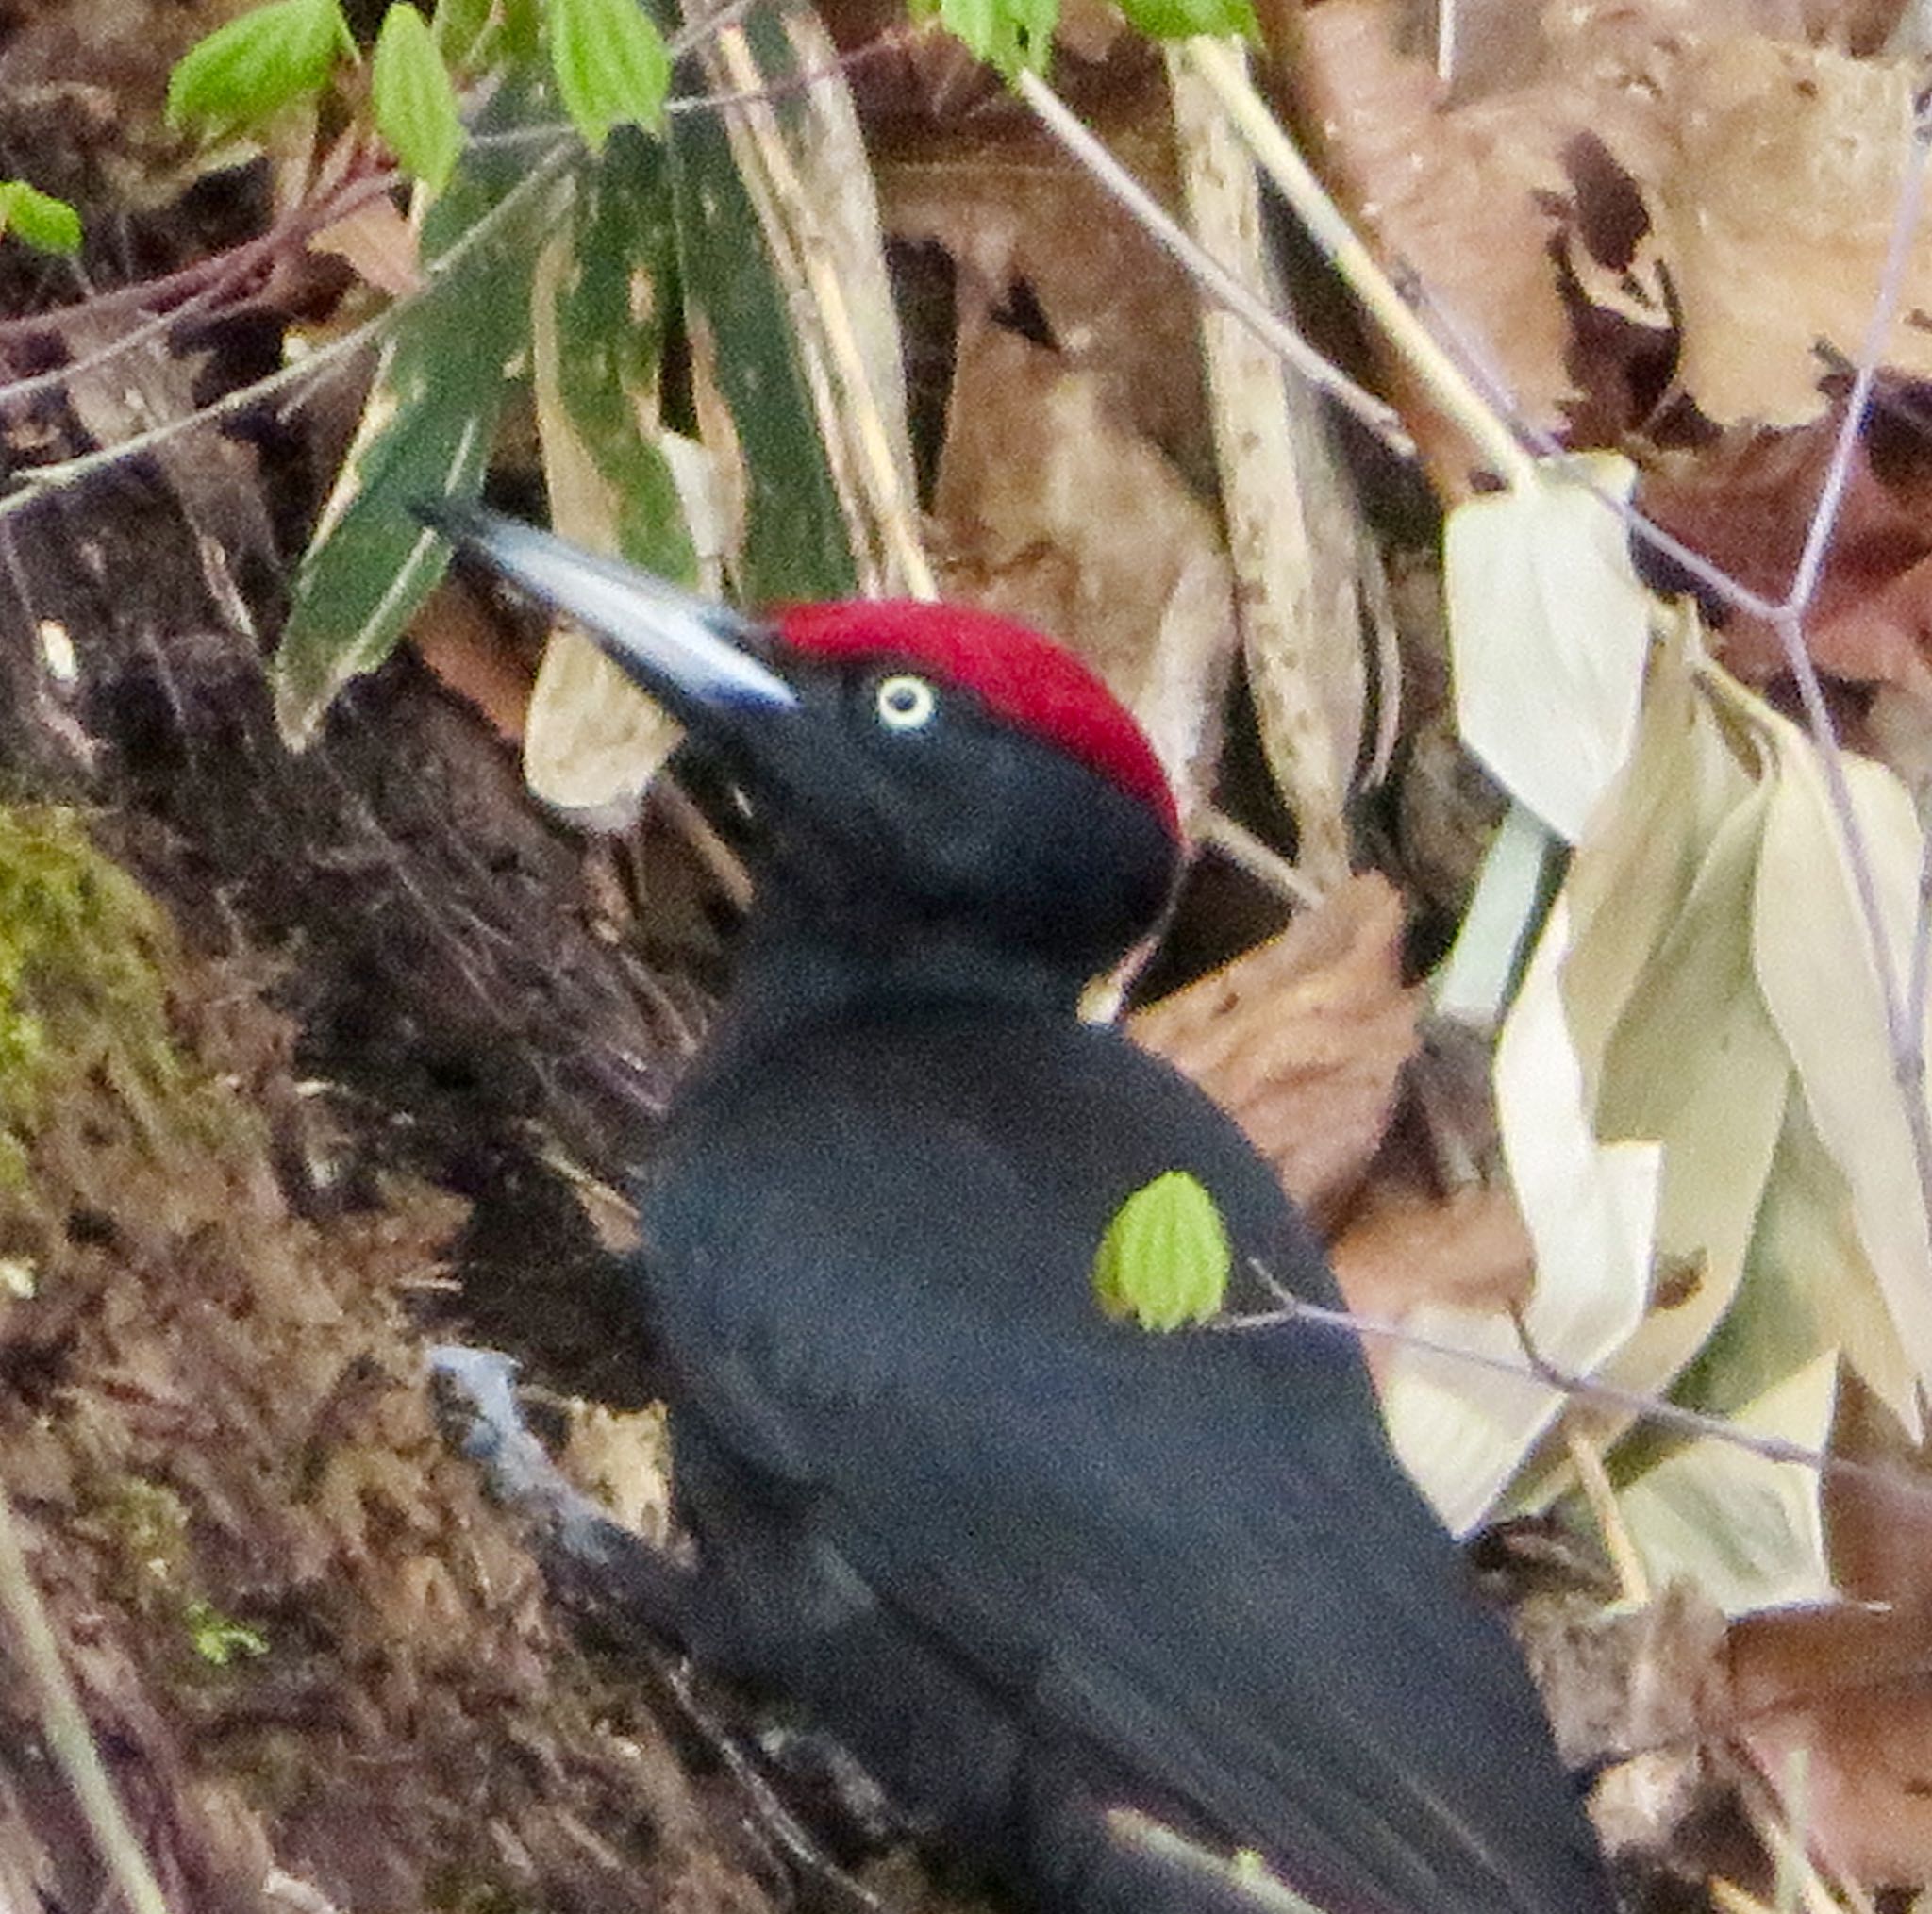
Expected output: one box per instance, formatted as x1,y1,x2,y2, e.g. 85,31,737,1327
424,508,1183,1005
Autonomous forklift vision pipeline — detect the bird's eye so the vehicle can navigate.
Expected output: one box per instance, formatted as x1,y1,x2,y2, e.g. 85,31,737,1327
874,674,939,732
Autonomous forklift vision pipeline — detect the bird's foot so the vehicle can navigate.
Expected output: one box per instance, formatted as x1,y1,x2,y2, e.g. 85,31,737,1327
427,1342,692,1645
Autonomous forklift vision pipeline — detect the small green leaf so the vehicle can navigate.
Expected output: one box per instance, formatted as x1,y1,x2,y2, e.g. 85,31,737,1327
911,0,1058,76
1116,0,1257,39
1092,1172,1231,1332
0,181,80,255
166,0,350,139
497,0,542,63
431,0,491,66
273,76,554,744
373,4,464,196
550,0,670,150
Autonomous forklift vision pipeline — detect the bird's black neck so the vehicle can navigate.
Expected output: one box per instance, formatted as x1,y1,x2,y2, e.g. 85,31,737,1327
710,884,1094,1067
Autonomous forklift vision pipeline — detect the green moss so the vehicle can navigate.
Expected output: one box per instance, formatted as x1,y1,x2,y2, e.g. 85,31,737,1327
85,1473,192,1603
81,1474,273,1673
0,807,188,1182
183,1597,270,1665
426,1868,532,1914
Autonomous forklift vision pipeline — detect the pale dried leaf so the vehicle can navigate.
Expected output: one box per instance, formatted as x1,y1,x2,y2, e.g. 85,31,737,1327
1566,786,1791,1424
1618,1353,1840,1614
1383,894,1658,1533
1169,42,1363,885
1731,670,1932,1423
1444,454,1656,842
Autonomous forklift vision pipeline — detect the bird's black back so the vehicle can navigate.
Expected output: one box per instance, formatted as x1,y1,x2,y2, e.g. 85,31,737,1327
636,997,1614,1914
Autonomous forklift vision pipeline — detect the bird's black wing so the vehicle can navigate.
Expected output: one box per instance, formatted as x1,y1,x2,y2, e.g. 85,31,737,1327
642,1054,1609,1914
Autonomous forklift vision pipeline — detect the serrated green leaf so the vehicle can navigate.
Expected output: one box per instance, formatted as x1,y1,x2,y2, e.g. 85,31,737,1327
166,0,349,139
431,0,491,66
919,0,1057,77
1117,0,1256,42
0,181,80,256
550,0,670,150
373,4,463,196
272,84,558,745
1092,1172,1231,1333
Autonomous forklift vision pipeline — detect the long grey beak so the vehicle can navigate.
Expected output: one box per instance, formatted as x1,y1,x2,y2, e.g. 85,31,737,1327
420,503,799,721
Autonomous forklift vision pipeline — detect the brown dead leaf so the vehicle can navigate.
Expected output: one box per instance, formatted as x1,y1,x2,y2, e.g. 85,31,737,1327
874,81,1210,501
1292,0,1932,468
1640,397,1932,702
307,196,425,298
1659,35,1932,430
1328,1182,1532,1323
1821,1374,1932,1609
1730,1603,1932,1888
1131,873,1418,1218
932,316,1238,817
1293,0,1670,458
410,579,536,742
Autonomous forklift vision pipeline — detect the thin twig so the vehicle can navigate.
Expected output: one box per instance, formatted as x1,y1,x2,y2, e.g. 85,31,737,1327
0,142,577,524
1180,38,1531,487
1016,69,1411,457
0,1477,170,1914
1222,1278,1932,1518
1194,809,1325,907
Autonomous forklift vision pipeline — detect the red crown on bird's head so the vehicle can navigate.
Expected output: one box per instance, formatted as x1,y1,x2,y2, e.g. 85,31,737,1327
774,600,1181,840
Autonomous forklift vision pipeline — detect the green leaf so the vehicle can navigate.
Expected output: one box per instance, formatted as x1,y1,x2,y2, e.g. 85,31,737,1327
1092,1172,1231,1333
1116,0,1257,42
497,0,543,63
551,128,693,581
524,126,694,817
272,82,557,745
661,3,857,604
431,0,492,66
912,0,1058,77
373,3,464,196
166,0,350,138
550,0,670,150
0,181,80,255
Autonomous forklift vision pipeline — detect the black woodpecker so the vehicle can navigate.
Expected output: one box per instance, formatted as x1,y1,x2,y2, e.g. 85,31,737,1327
425,505,1617,1914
